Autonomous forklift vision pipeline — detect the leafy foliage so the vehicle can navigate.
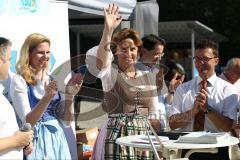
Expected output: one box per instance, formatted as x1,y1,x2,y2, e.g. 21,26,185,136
156,0,240,64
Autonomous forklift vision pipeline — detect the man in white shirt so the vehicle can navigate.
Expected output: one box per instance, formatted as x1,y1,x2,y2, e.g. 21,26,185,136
136,34,184,130
169,39,238,160
0,37,33,159
219,57,240,95
137,34,168,94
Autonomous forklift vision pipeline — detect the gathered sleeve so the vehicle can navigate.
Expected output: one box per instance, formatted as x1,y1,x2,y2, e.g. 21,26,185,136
85,46,113,79
10,74,31,124
85,46,117,92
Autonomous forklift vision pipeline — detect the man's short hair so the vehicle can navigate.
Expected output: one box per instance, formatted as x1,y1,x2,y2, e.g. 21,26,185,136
142,34,166,51
225,57,240,71
0,37,11,57
196,39,218,57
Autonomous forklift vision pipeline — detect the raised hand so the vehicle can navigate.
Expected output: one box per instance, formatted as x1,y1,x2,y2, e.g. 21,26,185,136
168,72,185,92
104,4,122,32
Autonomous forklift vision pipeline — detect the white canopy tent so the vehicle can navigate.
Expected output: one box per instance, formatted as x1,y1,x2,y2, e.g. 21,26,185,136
67,0,159,36
68,0,136,20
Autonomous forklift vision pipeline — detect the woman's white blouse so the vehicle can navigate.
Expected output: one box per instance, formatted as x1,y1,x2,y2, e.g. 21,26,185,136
85,46,163,117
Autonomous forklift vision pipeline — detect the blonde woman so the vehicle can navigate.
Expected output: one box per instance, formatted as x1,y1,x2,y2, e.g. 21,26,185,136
10,33,82,159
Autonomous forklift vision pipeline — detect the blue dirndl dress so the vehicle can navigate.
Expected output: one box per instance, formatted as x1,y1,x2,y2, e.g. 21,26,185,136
26,85,71,160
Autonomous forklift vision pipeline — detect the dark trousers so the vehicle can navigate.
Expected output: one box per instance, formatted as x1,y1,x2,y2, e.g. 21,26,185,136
181,147,229,160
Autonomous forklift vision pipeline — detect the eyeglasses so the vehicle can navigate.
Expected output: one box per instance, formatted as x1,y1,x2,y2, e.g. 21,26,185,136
150,50,165,57
193,56,216,63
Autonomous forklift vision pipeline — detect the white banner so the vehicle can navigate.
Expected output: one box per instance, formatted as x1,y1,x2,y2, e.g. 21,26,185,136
0,0,77,159
0,0,70,74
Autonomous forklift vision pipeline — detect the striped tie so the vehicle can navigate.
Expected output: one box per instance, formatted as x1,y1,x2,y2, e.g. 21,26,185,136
193,80,207,131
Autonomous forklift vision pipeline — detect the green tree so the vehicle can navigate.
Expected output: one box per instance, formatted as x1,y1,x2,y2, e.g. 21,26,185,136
157,0,240,65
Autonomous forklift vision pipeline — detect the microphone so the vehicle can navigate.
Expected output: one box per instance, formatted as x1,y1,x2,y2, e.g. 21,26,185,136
20,123,32,132
20,123,32,149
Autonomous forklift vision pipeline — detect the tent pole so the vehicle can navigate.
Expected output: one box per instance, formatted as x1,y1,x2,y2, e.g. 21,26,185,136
191,30,196,78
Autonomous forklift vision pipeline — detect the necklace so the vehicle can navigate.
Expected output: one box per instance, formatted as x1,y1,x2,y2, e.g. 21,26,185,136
119,69,137,80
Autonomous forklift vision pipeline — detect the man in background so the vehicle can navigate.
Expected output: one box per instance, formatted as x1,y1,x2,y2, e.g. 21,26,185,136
137,34,168,93
219,57,240,160
219,57,240,95
137,34,184,131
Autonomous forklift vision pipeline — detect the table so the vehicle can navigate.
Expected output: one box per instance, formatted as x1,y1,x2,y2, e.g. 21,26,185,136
116,134,239,159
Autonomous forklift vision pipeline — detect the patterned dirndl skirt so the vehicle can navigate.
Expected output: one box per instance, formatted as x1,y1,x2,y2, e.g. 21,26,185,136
104,113,154,160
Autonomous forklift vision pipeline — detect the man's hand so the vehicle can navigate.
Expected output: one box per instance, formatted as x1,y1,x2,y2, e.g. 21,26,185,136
13,130,33,148
168,72,184,92
23,141,33,155
231,122,240,139
193,87,208,114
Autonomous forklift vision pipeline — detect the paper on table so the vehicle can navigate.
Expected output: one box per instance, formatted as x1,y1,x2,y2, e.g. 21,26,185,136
176,132,230,144
131,136,169,145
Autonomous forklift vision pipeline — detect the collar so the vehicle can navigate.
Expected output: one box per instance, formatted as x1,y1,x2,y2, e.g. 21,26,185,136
33,72,50,84
197,74,217,87
137,60,155,71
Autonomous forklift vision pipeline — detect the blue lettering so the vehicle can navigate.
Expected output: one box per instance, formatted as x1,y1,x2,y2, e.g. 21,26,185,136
21,0,33,7
20,0,37,13
21,0,27,6
27,0,32,7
